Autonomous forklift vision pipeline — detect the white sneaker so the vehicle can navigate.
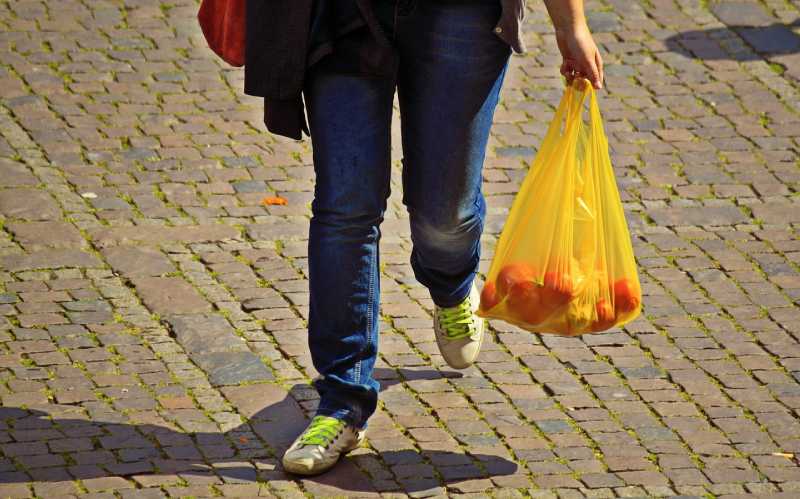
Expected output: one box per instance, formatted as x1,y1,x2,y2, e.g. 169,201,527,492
434,282,485,369
282,415,365,476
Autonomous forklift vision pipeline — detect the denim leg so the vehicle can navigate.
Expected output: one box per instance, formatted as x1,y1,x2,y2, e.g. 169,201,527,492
304,66,395,428
395,0,511,308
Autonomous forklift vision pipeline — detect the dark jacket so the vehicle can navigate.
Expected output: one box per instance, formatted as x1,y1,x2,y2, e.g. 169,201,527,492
244,0,313,139
245,0,313,100
244,0,526,140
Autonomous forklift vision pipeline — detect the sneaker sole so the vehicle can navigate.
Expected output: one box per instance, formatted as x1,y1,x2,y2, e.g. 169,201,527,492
282,432,365,476
282,456,340,476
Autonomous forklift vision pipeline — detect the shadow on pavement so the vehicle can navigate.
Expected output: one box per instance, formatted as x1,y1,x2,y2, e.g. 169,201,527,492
0,368,518,493
666,19,800,60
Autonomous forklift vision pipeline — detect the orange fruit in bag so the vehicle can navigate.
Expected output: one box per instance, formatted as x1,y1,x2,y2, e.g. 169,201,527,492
613,278,640,314
590,298,616,332
509,282,549,325
496,263,548,325
480,281,501,311
497,262,536,297
540,271,574,309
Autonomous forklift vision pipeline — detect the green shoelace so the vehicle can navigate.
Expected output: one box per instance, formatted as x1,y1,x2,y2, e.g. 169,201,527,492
438,298,476,340
299,416,345,447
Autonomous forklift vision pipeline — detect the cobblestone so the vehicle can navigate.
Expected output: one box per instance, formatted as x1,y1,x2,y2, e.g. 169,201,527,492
0,0,799,497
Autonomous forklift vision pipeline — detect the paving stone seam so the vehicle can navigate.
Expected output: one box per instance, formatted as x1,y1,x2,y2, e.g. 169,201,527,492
0,104,282,491
378,283,574,492
637,265,781,478
481,327,684,493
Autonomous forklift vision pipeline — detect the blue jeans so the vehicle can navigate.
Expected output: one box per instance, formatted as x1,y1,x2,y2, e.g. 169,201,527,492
304,0,510,428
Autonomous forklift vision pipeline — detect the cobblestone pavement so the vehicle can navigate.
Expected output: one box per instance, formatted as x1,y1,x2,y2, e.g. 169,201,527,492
0,0,799,498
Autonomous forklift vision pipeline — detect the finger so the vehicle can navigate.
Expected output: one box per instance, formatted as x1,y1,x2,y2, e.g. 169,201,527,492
587,60,602,89
595,51,604,89
561,60,576,84
563,59,585,83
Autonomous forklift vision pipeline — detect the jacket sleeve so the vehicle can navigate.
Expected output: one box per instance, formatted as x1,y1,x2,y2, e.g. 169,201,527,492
244,0,313,99
264,97,309,140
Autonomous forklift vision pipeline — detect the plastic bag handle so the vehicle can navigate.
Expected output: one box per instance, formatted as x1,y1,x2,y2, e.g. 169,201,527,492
587,83,605,137
566,79,591,129
491,79,591,271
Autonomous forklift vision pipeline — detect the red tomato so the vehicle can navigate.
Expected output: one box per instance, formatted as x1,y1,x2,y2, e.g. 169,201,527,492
497,262,536,297
540,271,574,309
613,278,640,314
480,280,500,311
590,299,616,332
507,281,548,325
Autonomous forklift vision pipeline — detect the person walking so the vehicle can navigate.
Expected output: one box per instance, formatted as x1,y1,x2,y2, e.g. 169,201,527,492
244,0,603,476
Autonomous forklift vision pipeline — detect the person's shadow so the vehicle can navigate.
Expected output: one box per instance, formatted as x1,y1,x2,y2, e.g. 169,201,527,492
0,368,518,494
666,19,800,61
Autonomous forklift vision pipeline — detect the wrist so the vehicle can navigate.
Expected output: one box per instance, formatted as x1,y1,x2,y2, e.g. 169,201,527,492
555,19,589,36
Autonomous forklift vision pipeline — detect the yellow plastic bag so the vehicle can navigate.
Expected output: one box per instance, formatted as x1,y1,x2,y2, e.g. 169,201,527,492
477,79,641,336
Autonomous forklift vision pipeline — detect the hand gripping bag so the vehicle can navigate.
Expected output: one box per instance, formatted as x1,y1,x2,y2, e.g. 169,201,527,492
477,79,641,336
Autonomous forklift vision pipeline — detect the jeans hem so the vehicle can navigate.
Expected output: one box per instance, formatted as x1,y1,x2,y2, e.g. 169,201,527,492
430,274,475,309
315,407,366,430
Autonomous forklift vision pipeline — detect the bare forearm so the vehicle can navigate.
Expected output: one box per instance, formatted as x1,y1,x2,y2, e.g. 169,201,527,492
542,0,587,33
544,0,603,89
